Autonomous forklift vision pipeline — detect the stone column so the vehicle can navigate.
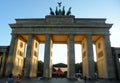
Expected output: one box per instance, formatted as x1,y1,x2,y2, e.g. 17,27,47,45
103,34,116,79
43,34,52,78
0,52,7,77
29,37,39,77
24,34,33,77
67,34,75,79
115,53,120,80
5,34,18,76
86,35,95,78
82,35,95,78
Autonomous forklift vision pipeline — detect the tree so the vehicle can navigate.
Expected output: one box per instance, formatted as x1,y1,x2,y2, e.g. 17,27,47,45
75,63,82,73
37,60,44,76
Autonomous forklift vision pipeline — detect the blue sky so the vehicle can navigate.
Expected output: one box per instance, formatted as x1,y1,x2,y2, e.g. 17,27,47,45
0,0,120,64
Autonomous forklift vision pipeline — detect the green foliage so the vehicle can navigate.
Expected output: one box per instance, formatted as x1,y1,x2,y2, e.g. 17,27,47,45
38,60,44,72
75,63,82,73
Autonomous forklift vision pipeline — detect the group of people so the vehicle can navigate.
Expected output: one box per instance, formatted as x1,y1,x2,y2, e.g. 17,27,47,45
6,73,21,83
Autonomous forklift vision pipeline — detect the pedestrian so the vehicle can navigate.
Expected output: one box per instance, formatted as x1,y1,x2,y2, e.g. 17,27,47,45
6,73,14,83
84,76,87,83
15,74,21,83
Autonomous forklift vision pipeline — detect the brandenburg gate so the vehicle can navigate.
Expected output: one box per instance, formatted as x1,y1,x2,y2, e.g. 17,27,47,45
5,6,116,79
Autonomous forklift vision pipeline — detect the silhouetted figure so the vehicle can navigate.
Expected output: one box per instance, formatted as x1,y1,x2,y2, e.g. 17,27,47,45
55,7,59,15
66,7,71,15
15,74,22,83
50,7,54,15
57,2,62,7
62,6,65,15
49,2,72,16
6,73,14,83
84,76,87,83
58,8,62,15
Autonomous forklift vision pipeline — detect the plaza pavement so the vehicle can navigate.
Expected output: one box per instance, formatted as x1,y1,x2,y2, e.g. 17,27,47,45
0,77,120,83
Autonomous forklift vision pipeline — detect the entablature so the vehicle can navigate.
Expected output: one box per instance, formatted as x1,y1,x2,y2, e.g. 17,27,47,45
9,15,112,30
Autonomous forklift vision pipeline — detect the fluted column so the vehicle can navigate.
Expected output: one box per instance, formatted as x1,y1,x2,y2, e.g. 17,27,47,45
103,34,115,79
67,34,75,79
5,34,18,76
43,34,52,78
0,52,7,77
82,34,95,78
24,34,33,77
86,35,95,78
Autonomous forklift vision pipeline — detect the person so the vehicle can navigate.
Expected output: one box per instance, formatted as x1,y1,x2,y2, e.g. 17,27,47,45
6,73,14,83
15,74,21,83
84,76,87,83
